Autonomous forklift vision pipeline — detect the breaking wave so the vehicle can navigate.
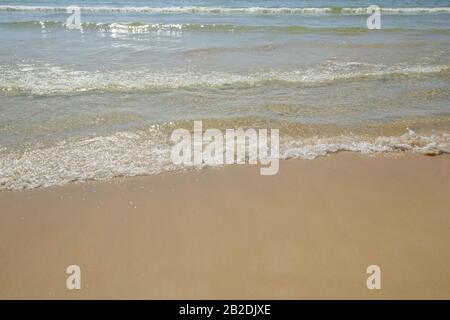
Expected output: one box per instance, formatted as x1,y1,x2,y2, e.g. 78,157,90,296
0,128,449,190
3,20,448,35
281,129,450,160
1,6,450,14
1,62,448,95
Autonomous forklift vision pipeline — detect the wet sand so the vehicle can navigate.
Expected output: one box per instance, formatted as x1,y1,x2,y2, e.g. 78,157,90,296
0,153,449,299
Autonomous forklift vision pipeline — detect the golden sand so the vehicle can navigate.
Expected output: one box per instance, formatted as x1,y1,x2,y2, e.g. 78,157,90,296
0,153,449,299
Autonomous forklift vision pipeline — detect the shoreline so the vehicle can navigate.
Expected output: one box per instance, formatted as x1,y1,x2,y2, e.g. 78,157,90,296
0,152,449,299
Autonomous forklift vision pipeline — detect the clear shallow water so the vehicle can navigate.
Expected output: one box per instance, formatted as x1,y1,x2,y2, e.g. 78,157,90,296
0,0,450,190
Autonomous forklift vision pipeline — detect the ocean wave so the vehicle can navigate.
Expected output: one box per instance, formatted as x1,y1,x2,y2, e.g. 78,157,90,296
0,20,184,32
0,6,450,14
4,20,447,35
1,62,448,95
281,129,450,160
1,128,448,190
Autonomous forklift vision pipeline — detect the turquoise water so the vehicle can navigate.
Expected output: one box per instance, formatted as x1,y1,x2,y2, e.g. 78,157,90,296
0,0,449,189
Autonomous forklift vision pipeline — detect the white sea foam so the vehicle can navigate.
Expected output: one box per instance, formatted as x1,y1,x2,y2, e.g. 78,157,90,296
0,127,176,190
1,6,450,14
0,20,420,34
1,62,448,95
281,129,450,160
0,128,448,190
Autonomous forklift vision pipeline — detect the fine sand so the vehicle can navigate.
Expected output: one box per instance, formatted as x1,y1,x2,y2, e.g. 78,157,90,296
0,153,449,299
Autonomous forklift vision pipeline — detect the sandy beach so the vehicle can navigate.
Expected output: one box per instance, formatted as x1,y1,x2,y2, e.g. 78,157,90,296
0,153,449,299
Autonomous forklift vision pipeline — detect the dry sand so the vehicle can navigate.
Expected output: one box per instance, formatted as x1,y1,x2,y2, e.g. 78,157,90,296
0,153,449,299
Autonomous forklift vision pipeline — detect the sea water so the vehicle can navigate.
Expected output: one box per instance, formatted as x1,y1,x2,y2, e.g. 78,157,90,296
0,0,449,189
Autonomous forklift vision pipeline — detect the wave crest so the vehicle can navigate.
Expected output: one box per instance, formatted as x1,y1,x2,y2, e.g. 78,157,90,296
1,6,450,14
1,62,448,95
1,128,449,190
